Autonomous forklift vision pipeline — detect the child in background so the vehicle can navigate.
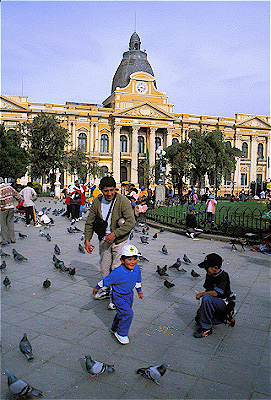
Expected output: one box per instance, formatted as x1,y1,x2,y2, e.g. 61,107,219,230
93,244,143,344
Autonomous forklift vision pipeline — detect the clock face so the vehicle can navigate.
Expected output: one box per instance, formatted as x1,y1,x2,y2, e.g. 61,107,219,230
136,81,147,94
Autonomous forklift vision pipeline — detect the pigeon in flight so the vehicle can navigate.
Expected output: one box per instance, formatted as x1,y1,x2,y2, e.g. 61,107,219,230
54,244,61,255
161,245,168,255
191,269,201,278
18,232,28,239
157,265,168,276
43,278,51,289
19,333,34,361
136,363,169,385
4,370,42,397
164,279,175,289
84,355,115,377
39,230,45,236
12,249,27,261
183,254,191,264
169,258,182,270
0,260,7,271
78,243,85,253
0,249,10,257
3,276,11,290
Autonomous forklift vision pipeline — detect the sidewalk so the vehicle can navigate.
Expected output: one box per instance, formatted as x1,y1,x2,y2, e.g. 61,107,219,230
1,199,270,399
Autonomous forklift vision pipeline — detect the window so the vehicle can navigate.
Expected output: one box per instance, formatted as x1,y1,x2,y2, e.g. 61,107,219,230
138,136,144,153
78,132,87,152
100,134,109,153
155,137,162,150
258,143,264,159
256,174,262,184
100,166,108,177
120,135,127,153
120,166,128,182
241,142,248,158
172,138,179,144
241,173,247,186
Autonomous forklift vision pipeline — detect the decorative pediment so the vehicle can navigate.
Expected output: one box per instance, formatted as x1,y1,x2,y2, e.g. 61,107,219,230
114,102,174,120
0,96,29,111
236,116,271,129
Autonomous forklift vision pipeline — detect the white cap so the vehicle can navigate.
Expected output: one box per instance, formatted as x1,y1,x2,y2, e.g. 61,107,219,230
38,211,43,216
121,244,139,257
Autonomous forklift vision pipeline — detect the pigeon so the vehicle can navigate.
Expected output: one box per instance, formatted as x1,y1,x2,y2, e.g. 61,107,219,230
68,267,76,276
53,256,65,270
19,333,34,361
157,265,168,276
4,370,42,397
160,227,165,233
140,236,149,244
178,268,187,274
84,355,115,377
183,254,192,264
54,244,61,255
136,363,169,385
43,278,51,289
129,231,134,240
161,245,168,255
18,232,28,239
133,227,141,233
164,279,175,288
39,229,45,236
152,233,158,239
73,226,82,232
81,233,85,241
3,276,11,290
169,258,182,270
142,228,149,236
12,249,27,261
0,249,10,257
78,243,85,253
0,260,7,271
138,254,149,262
67,227,76,234
45,233,51,242
191,269,201,278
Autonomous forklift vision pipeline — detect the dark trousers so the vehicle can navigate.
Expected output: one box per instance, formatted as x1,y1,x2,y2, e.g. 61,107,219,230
24,205,36,225
70,203,80,220
198,294,227,329
111,291,134,336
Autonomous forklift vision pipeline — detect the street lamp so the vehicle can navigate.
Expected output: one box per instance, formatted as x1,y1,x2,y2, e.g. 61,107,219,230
156,146,166,185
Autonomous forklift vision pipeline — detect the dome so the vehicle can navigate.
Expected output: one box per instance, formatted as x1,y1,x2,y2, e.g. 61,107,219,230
111,32,156,93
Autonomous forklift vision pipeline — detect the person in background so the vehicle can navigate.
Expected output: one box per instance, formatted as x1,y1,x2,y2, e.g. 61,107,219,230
0,177,21,245
186,206,202,239
69,181,82,223
206,194,217,222
19,182,41,227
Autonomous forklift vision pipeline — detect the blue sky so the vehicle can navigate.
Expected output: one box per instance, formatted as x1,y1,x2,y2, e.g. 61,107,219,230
2,1,270,118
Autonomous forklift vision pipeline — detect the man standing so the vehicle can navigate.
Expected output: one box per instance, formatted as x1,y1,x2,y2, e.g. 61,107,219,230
0,177,21,245
84,176,135,309
19,182,40,227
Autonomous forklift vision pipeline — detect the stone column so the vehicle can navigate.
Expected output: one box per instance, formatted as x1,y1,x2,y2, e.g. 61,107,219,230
68,121,72,151
90,123,94,153
112,125,121,184
250,135,258,183
72,121,76,150
131,126,139,184
267,134,271,182
166,128,174,178
233,133,242,190
54,168,61,199
149,127,156,170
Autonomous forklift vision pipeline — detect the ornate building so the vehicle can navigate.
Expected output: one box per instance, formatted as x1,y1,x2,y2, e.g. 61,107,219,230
1,32,270,195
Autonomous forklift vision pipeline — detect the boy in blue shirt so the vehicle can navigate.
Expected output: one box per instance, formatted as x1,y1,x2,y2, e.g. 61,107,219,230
93,244,143,344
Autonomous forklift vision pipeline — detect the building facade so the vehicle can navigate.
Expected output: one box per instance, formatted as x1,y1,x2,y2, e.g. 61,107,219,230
1,32,270,195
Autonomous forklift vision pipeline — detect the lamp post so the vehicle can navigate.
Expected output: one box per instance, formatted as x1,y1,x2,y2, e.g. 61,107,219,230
155,146,166,205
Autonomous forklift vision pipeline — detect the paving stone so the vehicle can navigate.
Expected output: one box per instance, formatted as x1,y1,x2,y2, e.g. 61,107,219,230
186,377,251,399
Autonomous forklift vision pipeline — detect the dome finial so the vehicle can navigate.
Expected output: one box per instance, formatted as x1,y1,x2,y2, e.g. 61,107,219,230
129,32,141,51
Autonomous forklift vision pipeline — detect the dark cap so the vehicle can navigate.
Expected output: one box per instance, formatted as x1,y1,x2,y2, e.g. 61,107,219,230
189,206,195,211
198,253,223,269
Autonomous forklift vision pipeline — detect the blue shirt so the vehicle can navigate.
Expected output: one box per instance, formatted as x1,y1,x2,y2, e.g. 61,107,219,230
96,264,142,295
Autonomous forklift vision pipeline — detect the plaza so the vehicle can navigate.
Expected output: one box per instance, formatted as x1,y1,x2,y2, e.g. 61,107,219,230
1,199,270,399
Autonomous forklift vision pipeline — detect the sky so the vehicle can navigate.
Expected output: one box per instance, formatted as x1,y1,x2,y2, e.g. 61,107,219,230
1,1,270,118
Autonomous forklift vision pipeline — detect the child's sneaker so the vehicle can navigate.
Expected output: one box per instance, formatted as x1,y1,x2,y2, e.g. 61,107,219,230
193,327,212,338
114,332,129,344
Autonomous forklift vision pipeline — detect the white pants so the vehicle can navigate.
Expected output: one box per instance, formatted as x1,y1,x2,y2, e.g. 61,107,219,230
99,239,129,278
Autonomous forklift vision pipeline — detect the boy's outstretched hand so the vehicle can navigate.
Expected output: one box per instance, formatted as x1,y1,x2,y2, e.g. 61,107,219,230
93,288,98,296
138,291,144,299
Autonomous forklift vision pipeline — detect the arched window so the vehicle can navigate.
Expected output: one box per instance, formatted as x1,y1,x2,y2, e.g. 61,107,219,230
120,135,127,153
78,132,87,152
258,143,264,159
172,138,179,144
100,134,109,153
120,166,128,182
241,142,248,158
226,141,232,148
155,137,162,150
100,166,109,177
138,136,144,153
138,166,145,187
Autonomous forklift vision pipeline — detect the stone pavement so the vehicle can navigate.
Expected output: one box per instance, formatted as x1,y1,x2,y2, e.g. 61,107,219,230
1,199,270,400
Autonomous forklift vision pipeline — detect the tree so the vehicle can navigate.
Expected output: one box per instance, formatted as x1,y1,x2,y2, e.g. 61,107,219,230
24,114,69,188
165,141,191,197
0,124,29,180
65,148,88,182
